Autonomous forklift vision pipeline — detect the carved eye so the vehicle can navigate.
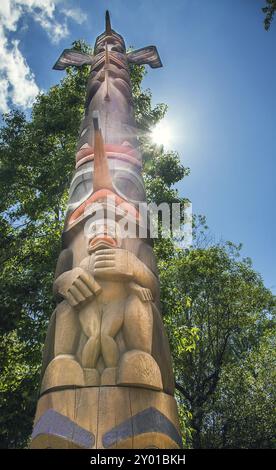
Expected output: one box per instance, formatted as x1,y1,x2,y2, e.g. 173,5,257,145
113,171,146,203
68,163,94,207
69,177,93,204
96,46,105,54
111,45,123,53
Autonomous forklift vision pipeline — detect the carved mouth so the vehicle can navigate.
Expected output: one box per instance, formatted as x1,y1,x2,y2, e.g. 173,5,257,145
88,233,117,252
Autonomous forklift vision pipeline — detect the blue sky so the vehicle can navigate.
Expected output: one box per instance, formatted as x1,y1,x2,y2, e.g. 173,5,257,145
1,0,275,293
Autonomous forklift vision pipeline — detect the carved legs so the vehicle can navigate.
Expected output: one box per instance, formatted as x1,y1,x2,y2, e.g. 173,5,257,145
54,301,81,356
123,293,153,353
118,293,163,390
41,302,84,393
79,302,101,368
41,289,163,393
101,300,124,368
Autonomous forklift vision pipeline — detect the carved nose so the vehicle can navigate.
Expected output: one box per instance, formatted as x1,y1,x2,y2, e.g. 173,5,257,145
92,112,113,192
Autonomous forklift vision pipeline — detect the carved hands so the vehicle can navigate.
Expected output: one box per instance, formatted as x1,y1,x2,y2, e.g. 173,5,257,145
128,282,153,302
54,267,102,308
90,248,157,299
53,248,157,308
91,248,135,281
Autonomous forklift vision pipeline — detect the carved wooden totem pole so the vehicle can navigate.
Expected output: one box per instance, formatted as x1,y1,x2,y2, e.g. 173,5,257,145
31,11,182,449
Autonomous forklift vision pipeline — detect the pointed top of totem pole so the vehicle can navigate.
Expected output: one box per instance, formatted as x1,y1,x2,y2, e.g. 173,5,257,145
105,10,112,34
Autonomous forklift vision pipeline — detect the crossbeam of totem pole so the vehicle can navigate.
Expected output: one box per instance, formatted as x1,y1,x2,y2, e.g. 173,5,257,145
30,11,182,449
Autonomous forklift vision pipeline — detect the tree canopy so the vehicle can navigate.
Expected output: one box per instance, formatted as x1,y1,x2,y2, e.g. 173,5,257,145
159,239,275,448
263,0,276,30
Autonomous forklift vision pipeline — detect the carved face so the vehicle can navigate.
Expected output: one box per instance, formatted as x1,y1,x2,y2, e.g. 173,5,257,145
94,31,126,56
65,160,146,228
85,218,122,253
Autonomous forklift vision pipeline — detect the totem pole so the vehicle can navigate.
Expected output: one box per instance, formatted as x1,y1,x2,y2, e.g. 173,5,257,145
31,11,182,449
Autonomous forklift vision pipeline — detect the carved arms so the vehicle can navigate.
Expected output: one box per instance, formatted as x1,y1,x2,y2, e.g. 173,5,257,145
53,267,101,307
53,248,158,305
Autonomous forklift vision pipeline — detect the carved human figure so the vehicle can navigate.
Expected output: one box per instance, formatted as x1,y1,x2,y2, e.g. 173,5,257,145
41,219,162,392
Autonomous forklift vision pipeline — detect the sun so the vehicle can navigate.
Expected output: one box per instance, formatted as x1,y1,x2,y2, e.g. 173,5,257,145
150,120,172,148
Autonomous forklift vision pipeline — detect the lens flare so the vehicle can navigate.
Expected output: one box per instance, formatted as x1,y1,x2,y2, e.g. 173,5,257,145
150,120,172,148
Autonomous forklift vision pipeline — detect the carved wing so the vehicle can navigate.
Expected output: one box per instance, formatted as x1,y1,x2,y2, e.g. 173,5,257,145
53,49,93,70
127,46,162,68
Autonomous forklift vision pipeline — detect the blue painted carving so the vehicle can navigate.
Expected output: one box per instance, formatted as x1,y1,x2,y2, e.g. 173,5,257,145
103,407,183,448
32,409,94,448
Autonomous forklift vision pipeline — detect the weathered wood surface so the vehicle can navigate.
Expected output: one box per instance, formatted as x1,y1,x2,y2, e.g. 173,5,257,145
30,11,181,449
31,387,182,449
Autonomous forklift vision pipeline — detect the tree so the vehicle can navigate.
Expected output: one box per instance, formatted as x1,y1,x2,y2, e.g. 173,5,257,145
0,41,189,448
263,0,276,30
202,330,276,448
159,237,276,448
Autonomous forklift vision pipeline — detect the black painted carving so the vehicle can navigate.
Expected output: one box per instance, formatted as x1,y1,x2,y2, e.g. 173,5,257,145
103,407,183,448
32,409,95,448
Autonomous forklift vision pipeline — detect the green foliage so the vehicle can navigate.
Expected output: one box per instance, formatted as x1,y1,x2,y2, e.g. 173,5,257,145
158,238,276,448
0,332,40,448
263,0,276,30
203,330,276,448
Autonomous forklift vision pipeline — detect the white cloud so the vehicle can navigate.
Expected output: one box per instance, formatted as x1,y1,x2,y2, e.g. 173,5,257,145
0,0,22,31
0,1,87,113
62,7,87,25
33,9,69,44
0,26,40,112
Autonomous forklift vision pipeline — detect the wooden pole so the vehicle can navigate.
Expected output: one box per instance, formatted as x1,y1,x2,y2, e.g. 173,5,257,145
30,10,182,449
